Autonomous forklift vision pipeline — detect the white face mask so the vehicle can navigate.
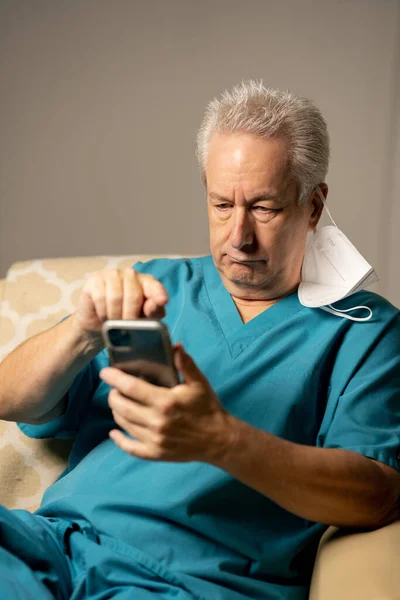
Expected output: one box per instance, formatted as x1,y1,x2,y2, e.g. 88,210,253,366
298,188,378,322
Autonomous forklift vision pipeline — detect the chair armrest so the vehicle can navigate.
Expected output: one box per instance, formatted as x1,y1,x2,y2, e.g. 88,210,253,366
309,521,400,600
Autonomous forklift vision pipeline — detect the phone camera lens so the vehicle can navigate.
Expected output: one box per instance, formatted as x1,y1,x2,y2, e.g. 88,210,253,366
109,329,131,347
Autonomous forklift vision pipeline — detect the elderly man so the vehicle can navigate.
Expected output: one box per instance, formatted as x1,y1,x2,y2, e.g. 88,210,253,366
0,81,399,600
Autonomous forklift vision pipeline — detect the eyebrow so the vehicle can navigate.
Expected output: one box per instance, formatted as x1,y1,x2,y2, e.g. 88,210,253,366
209,192,284,205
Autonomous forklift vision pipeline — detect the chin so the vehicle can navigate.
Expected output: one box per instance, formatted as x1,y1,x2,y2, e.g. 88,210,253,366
222,261,268,287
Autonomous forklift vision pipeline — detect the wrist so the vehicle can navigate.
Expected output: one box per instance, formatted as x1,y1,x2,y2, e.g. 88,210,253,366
69,313,105,356
206,411,243,468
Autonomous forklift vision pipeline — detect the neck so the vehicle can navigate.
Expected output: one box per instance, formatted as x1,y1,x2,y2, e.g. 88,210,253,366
231,286,298,324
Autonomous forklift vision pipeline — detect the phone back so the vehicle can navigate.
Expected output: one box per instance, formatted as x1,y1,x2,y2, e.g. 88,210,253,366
104,321,179,388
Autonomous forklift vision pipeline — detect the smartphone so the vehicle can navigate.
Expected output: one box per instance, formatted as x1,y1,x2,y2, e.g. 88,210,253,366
102,320,179,387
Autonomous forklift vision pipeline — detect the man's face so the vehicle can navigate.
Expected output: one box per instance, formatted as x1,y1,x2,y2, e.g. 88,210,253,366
206,133,322,300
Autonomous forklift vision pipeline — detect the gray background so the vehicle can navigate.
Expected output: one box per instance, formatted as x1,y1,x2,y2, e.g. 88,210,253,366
1,0,400,304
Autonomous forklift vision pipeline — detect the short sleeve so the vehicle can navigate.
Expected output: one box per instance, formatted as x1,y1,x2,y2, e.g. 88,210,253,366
319,315,400,471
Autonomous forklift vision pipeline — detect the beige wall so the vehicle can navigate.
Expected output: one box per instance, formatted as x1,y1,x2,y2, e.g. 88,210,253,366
1,0,400,304
386,15,400,309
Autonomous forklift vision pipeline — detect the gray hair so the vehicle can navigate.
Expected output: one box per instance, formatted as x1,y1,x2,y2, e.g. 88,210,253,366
196,80,330,204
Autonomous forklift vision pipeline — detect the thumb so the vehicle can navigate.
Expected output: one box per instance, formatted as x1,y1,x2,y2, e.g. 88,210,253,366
174,344,208,386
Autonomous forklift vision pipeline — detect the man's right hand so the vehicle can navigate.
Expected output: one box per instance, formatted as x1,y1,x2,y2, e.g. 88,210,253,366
75,268,169,340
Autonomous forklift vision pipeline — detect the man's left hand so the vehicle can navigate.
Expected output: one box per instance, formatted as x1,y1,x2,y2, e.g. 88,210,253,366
99,345,234,463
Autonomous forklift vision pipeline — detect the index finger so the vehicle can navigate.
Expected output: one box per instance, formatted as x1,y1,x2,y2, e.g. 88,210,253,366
100,367,162,406
139,273,169,306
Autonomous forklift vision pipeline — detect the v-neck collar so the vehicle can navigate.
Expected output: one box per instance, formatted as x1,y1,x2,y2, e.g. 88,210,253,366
201,255,306,359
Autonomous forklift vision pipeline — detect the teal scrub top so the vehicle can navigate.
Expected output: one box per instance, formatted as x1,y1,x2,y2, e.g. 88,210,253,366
19,256,400,600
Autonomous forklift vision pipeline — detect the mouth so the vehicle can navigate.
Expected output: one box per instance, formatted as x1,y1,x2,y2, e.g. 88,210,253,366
226,255,264,265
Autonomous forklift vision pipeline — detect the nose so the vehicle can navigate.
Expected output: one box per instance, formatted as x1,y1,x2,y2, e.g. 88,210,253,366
229,207,255,251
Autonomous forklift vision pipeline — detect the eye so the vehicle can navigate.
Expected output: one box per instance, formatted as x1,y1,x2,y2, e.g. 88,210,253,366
216,204,232,211
253,206,281,214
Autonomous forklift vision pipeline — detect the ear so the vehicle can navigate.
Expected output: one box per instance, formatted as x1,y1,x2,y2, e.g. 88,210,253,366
307,183,328,231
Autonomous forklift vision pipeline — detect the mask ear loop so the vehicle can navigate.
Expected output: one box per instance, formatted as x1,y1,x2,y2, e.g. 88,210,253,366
315,186,339,229
319,304,373,322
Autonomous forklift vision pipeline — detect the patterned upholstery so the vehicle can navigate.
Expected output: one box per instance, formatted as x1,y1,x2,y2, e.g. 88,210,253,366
1,255,399,600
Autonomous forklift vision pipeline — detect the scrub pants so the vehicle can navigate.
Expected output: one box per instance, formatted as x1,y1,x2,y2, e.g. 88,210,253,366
0,506,198,600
